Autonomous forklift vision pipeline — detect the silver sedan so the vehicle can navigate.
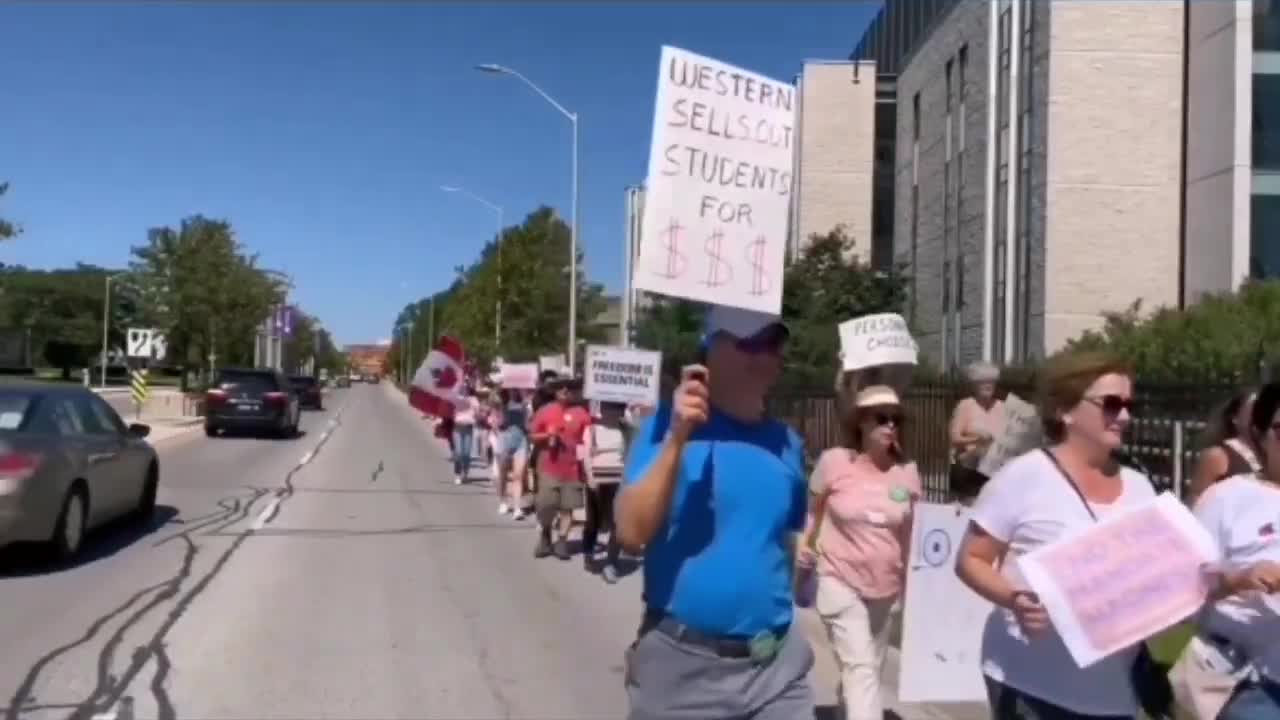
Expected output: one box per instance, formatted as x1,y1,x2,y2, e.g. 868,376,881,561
0,382,159,560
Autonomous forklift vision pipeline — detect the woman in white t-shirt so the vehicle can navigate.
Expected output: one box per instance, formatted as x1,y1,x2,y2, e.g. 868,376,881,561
956,351,1155,719
1193,381,1280,720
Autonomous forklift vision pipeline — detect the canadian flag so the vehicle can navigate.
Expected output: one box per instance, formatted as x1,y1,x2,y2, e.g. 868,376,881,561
408,336,468,418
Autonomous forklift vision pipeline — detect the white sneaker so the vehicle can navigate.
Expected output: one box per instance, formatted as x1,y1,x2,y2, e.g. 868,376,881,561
454,475,463,485
512,510,527,521
498,503,510,515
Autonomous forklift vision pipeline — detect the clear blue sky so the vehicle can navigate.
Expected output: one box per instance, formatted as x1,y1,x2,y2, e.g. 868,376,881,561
0,1,879,345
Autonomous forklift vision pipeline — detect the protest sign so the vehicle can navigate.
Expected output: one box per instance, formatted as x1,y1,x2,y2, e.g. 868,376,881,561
838,314,918,371
1017,493,1219,668
499,362,539,390
634,46,796,315
583,345,661,407
977,393,1042,477
899,503,992,703
539,354,566,375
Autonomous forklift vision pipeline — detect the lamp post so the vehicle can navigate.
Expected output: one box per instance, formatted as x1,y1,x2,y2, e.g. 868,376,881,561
475,63,579,370
441,185,504,352
100,273,122,388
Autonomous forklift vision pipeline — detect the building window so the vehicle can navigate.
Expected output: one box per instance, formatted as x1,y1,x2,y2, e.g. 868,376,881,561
1255,73,1280,170
1251,194,1280,278
958,44,968,152
1013,0,1035,361
1257,0,1280,52
910,91,921,323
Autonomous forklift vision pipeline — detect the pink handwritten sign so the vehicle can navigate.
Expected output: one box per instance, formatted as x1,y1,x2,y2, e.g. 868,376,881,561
1017,493,1219,667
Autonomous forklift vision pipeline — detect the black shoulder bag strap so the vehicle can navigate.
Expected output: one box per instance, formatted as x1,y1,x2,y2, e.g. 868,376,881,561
1038,449,1174,720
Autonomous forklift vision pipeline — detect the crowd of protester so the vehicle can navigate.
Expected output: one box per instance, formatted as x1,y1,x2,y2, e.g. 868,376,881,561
431,300,1280,720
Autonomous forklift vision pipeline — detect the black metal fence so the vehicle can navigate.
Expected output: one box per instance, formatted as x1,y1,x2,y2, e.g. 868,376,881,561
769,377,1250,503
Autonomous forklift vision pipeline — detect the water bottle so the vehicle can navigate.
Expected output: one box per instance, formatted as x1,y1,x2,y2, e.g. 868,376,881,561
795,566,817,608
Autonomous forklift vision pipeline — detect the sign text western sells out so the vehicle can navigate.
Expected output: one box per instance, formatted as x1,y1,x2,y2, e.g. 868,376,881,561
635,46,796,315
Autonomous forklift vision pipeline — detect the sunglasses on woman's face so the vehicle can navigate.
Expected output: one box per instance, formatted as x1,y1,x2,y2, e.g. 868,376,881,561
1084,394,1135,417
870,410,905,427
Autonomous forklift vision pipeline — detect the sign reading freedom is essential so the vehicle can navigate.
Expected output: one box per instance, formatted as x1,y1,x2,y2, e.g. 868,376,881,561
635,46,796,315
1017,493,1219,668
583,345,661,407
838,313,918,371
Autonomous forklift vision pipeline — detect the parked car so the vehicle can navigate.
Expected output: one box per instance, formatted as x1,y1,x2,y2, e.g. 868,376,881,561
0,382,159,560
204,368,300,438
363,374,380,384
289,375,323,410
335,376,351,388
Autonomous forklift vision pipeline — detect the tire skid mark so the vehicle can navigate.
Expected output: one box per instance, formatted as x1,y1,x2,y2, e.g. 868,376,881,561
8,397,354,720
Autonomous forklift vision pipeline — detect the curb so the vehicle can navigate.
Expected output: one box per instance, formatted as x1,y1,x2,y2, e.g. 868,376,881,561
148,419,205,448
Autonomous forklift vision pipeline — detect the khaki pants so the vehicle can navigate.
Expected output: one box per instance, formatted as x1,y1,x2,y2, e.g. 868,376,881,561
815,575,898,720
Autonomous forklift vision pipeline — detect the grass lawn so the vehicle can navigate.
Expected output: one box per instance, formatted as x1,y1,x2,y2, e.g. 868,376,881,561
29,368,182,386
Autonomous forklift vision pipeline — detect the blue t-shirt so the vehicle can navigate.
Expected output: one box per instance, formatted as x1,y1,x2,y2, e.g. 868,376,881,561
623,403,807,638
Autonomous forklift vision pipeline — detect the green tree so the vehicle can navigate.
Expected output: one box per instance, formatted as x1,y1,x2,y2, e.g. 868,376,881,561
0,264,118,378
0,182,21,241
128,216,287,381
1064,279,1280,381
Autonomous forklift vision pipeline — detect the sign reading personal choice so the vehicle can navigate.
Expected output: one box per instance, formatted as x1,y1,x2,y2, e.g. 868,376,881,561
499,363,539,390
838,313,918,371
1017,493,1219,668
977,393,1042,477
634,46,796,315
583,345,662,407
899,503,993,703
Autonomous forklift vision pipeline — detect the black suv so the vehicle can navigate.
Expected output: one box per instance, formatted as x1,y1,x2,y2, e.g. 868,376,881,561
289,375,323,410
205,368,300,438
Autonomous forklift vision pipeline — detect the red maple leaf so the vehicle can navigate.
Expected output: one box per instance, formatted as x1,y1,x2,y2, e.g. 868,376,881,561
431,365,458,390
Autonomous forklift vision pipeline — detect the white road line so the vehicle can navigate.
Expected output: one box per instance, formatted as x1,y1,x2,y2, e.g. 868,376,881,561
251,497,282,531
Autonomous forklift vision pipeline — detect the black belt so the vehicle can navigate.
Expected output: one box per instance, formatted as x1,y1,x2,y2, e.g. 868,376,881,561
640,610,786,660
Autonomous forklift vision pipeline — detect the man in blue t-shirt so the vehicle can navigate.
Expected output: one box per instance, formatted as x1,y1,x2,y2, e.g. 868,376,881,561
615,304,812,720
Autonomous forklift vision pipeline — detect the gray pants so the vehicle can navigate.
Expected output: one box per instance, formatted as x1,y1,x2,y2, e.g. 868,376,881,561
624,618,815,720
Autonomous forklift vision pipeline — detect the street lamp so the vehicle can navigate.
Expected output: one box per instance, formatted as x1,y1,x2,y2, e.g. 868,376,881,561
441,185,504,352
475,62,580,370
100,273,123,388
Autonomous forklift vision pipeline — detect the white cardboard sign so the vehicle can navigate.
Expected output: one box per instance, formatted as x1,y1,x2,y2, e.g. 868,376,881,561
838,314,918,371
538,354,566,375
634,46,796,315
583,345,661,407
899,503,992,703
978,393,1042,477
499,362,539,390
1017,493,1219,668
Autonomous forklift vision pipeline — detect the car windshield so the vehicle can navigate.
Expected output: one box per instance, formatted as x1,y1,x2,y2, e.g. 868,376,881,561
0,390,35,431
216,372,277,394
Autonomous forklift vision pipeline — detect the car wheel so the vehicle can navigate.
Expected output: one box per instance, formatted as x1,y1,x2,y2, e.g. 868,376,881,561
205,423,218,437
133,463,159,523
50,486,88,561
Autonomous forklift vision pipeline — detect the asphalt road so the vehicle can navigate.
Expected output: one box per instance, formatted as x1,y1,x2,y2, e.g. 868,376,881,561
0,383,645,720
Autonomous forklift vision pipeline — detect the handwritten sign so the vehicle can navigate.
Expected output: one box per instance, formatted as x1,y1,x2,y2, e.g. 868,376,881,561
583,345,662,407
1017,493,1219,668
499,362,539,390
539,354,566,375
899,503,993,703
838,314,918,371
977,393,1042,477
634,46,796,315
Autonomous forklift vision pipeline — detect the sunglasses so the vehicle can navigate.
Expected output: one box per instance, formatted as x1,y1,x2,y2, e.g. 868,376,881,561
1084,394,1135,417
725,326,788,355
868,409,905,427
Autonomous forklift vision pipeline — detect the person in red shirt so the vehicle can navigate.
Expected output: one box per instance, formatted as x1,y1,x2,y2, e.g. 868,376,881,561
530,376,592,560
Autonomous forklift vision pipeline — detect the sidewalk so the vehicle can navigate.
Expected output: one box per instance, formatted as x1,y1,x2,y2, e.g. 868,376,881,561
143,416,204,445
387,384,987,719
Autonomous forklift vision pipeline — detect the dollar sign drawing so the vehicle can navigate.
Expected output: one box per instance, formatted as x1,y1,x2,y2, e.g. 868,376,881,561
746,236,771,296
703,230,732,287
654,219,687,279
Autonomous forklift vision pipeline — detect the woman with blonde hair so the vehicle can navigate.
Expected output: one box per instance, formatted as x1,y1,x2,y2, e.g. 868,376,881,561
798,383,921,720
948,362,1007,502
956,350,1163,719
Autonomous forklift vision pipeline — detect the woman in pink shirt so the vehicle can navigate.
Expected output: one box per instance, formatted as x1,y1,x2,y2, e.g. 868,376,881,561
798,384,922,720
